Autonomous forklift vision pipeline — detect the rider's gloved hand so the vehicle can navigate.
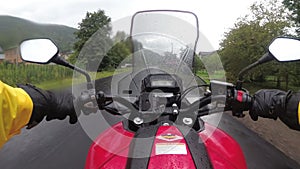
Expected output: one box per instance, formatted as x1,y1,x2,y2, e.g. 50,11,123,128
249,89,287,121
250,89,300,130
278,92,300,130
17,84,78,129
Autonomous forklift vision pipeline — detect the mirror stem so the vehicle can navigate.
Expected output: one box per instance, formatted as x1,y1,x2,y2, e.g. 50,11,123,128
51,56,93,89
237,53,273,89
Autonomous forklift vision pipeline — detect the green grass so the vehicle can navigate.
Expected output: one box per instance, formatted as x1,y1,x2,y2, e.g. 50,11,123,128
196,70,226,83
36,68,131,89
35,68,300,95
36,71,114,89
35,78,74,89
196,70,300,94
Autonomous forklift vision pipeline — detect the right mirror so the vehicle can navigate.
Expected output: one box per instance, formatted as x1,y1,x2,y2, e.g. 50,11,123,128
269,37,300,62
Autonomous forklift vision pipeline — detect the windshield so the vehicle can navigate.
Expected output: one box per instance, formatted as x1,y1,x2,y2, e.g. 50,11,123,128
132,33,194,73
106,11,203,97
130,10,199,73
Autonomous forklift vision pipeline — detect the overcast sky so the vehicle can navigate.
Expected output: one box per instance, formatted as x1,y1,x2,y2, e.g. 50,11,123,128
0,0,260,49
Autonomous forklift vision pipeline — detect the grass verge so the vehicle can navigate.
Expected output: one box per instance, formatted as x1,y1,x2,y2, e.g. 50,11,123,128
36,68,131,89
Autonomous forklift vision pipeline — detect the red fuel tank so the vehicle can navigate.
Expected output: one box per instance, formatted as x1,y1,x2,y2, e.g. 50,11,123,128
85,122,247,169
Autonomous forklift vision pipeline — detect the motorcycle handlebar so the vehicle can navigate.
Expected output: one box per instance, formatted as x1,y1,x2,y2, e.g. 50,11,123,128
209,80,253,117
94,86,253,118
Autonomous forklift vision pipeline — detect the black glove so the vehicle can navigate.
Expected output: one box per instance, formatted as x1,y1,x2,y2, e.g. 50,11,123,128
17,84,78,129
278,92,300,131
249,89,287,121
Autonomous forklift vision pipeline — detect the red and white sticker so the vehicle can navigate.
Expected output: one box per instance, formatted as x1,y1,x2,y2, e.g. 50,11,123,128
156,133,183,142
155,143,187,155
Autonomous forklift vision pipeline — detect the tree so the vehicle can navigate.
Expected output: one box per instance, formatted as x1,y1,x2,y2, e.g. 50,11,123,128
96,34,130,71
70,11,135,72
200,51,223,74
74,10,111,53
219,0,290,82
69,10,112,71
282,0,300,88
193,54,205,72
283,0,300,34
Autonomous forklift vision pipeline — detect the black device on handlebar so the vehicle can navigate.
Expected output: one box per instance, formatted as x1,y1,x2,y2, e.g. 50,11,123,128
139,74,182,111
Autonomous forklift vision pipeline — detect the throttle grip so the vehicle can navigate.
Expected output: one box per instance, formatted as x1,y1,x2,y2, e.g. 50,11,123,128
77,89,98,115
231,89,252,117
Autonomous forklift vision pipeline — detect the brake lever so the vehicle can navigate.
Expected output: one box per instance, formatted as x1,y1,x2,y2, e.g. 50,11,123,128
96,91,114,109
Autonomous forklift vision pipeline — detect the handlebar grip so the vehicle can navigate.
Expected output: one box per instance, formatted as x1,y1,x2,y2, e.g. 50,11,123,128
78,89,95,103
77,89,98,115
231,89,252,117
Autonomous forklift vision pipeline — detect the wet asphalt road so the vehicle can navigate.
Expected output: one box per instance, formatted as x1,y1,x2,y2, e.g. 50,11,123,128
0,76,299,169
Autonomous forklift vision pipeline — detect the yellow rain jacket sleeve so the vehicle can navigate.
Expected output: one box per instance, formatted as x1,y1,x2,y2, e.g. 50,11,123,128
0,81,33,148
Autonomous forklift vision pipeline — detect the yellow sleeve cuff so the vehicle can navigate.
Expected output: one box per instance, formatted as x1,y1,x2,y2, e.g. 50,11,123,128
0,81,33,148
298,102,300,125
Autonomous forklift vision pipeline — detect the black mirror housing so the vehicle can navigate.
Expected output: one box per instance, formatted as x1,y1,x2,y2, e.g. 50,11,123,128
19,38,59,64
268,37,300,62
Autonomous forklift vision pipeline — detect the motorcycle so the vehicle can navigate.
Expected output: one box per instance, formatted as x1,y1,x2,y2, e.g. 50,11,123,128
19,10,300,169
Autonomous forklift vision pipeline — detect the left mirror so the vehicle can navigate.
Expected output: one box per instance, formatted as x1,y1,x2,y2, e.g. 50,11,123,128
20,38,58,64
269,37,300,62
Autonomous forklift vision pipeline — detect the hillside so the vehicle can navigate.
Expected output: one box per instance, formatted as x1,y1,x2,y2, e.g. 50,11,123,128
0,15,77,52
